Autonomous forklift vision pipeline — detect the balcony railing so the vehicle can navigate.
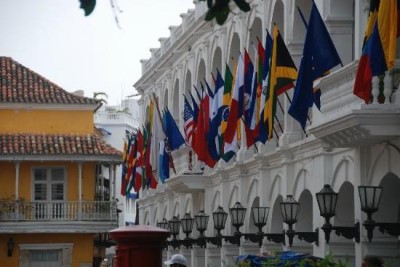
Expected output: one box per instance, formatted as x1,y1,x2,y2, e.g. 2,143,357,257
0,201,117,222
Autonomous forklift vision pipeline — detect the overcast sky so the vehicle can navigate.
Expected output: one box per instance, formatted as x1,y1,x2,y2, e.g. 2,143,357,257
0,0,195,105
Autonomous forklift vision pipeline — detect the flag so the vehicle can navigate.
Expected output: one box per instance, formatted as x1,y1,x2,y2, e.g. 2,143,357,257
143,123,157,189
353,0,380,103
120,137,129,196
224,54,244,144
221,63,233,134
208,69,224,160
183,96,195,146
126,137,138,195
243,49,257,148
193,85,218,168
265,25,298,138
162,108,185,151
134,129,144,192
158,140,170,183
257,32,273,144
289,3,341,129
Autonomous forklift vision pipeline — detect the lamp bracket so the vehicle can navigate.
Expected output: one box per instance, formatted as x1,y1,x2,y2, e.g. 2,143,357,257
296,228,319,246
243,233,264,247
181,239,193,249
223,235,240,246
194,237,207,248
206,236,222,247
265,232,286,245
332,222,360,243
376,222,400,237
167,239,181,250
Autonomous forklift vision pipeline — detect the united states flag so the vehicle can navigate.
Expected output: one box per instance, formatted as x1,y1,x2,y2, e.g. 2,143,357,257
183,96,194,146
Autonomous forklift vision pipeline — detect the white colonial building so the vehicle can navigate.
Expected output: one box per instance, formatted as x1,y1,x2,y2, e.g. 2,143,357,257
134,1,400,267
94,98,141,227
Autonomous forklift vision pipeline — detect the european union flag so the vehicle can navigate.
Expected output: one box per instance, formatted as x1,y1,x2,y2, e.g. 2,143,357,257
288,2,342,129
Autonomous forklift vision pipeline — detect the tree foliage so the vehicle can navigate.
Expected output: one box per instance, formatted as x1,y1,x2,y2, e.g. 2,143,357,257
79,0,251,25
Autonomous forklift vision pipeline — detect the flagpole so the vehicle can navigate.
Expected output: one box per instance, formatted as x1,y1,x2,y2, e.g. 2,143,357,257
152,93,177,175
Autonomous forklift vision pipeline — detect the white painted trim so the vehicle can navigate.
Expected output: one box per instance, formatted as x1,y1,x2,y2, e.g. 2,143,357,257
19,243,73,250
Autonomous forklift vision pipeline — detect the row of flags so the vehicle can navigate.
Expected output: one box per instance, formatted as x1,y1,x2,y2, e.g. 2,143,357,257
121,0,398,195
120,99,185,196
181,2,342,168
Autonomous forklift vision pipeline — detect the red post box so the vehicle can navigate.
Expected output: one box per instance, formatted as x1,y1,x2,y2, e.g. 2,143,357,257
110,225,169,267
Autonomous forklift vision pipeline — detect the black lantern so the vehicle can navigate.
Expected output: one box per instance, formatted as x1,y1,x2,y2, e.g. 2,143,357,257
157,218,169,230
316,184,338,221
280,195,299,226
358,186,382,216
168,216,181,240
358,186,382,242
251,206,269,234
229,202,246,235
194,210,209,237
316,185,359,243
213,206,228,236
181,213,194,239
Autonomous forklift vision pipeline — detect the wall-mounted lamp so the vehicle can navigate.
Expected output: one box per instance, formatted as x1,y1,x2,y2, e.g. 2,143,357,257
316,184,360,243
7,238,15,257
157,218,169,230
168,216,181,249
358,186,400,241
280,195,319,247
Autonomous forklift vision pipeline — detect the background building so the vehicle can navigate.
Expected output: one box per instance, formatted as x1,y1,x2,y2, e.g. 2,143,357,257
94,97,141,226
134,1,400,267
0,56,121,267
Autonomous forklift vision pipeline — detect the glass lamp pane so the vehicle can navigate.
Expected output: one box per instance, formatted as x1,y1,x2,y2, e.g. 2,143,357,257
358,186,383,213
230,202,246,226
280,195,299,224
316,184,338,218
251,206,269,227
195,210,209,232
181,213,194,233
213,206,227,230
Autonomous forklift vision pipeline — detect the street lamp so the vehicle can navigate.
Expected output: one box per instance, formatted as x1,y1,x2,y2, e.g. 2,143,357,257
357,185,398,242
230,202,246,235
157,218,169,230
194,210,209,248
280,195,299,247
358,185,382,242
168,216,181,249
213,206,228,237
316,184,360,243
180,213,194,248
280,195,318,247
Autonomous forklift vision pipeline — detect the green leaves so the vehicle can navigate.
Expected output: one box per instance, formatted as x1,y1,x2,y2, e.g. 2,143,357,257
201,0,251,25
79,0,96,16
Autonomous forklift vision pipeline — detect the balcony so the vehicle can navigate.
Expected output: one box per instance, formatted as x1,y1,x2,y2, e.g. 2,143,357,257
0,200,118,234
309,60,400,148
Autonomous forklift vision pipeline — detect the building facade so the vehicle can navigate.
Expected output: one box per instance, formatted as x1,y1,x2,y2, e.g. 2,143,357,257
0,57,121,267
134,1,400,267
94,98,141,227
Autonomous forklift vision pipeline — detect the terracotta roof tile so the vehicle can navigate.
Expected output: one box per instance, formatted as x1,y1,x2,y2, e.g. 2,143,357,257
0,133,121,158
0,57,98,105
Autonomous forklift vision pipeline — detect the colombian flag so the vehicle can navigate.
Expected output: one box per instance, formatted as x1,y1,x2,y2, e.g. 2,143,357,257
354,0,398,103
